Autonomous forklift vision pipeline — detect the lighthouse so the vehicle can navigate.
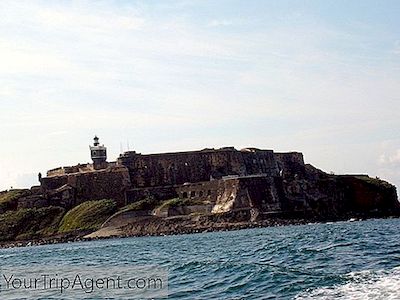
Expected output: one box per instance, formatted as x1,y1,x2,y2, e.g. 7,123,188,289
90,136,107,170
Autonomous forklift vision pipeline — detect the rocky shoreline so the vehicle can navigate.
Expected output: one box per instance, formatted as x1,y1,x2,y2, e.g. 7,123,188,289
0,219,309,249
1,215,398,250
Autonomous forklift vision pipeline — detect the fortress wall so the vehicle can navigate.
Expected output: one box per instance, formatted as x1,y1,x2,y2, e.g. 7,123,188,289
63,165,80,174
241,150,279,176
42,148,297,210
46,167,66,177
274,152,306,177
71,166,130,206
119,149,244,187
46,163,95,177
126,186,178,204
127,179,221,205
212,176,284,214
119,148,280,188
78,164,94,172
41,175,68,191
212,178,241,213
42,166,130,207
165,204,214,217
238,176,283,212
176,181,220,202
275,152,305,166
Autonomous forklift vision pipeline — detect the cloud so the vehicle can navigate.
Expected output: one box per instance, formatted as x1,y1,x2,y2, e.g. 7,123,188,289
36,8,145,32
376,141,400,190
379,149,400,166
207,19,233,27
0,1,145,32
0,39,76,75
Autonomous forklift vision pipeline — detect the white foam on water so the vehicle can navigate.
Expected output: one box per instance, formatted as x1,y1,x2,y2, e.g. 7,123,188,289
296,266,400,300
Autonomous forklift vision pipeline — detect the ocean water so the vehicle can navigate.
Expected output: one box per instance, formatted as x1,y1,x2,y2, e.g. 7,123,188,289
1,218,399,299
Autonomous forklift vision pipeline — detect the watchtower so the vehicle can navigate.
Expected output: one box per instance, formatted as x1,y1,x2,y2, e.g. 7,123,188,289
90,136,107,170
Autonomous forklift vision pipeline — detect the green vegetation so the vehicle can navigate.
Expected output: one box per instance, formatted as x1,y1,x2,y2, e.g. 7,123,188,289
0,206,65,241
119,198,159,213
58,199,117,233
158,198,185,210
157,198,205,210
0,189,30,212
118,197,208,214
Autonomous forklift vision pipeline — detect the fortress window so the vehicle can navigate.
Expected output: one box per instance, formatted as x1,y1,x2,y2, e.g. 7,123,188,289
190,191,196,197
207,190,211,196
199,191,204,197
182,192,188,198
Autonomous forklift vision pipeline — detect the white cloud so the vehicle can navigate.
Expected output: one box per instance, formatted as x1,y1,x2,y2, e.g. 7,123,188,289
376,141,400,190
379,149,400,166
36,9,145,32
0,39,75,75
207,19,233,27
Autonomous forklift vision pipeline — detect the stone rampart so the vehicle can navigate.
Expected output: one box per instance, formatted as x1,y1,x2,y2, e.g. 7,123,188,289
118,147,280,188
46,163,95,177
42,166,130,207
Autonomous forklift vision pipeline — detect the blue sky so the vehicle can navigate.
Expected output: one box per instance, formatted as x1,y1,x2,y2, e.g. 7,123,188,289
0,0,399,191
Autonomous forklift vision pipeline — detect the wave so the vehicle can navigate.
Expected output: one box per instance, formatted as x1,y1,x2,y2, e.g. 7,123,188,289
295,266,400,300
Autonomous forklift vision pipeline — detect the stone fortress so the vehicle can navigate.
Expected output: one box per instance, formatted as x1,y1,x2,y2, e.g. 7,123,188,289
21,136,399,220
39,137,304,214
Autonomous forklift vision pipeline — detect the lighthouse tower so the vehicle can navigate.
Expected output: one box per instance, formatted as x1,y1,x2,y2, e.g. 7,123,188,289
90,136,107,170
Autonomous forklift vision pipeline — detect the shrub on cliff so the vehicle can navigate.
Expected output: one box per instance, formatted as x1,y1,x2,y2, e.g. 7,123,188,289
0,189,30,213
0,206,65,241
157,198,205,210
58,199,117,233
119,198,160,213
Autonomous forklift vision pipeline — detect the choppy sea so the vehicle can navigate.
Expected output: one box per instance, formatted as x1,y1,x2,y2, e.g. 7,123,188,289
1,218,399,299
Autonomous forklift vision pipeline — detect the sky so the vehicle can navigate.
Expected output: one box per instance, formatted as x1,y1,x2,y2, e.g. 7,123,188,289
0,0,399,191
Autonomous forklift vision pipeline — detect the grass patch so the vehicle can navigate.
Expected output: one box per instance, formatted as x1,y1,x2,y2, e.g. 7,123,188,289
0,189,30,212
157,198,205,210
0,206,65,241
158,198,185,210
58,199,117,233
119,198,159,213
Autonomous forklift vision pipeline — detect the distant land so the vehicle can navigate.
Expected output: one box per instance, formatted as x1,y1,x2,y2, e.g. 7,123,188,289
1,136,399,248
